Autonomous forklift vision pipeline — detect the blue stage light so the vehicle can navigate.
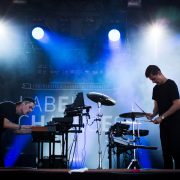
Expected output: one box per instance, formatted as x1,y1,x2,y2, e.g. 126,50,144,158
108,29,120,42
32,27,44,40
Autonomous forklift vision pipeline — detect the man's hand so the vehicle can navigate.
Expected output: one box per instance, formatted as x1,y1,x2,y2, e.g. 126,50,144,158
145,113,154,121
152,116,163,124
14,125,32,134
21,125,32,129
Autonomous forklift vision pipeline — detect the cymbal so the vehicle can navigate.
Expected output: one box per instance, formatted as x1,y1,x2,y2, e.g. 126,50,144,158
120,120,142,125
127,129,149,137
119,112,146,119
87,92,116,106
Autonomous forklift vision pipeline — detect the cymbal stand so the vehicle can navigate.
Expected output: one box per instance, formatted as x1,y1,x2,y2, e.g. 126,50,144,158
127,116,140,169
136,119,140,140
95,102,103,169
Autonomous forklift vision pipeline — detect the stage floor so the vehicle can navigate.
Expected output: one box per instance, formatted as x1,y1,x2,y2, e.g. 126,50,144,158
1,168,180,179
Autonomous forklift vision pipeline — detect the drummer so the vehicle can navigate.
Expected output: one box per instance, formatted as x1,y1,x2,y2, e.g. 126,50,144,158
145,65,180,169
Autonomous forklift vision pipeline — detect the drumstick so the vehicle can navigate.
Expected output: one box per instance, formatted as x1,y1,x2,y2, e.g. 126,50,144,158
135,103,153,122
134,102,146,114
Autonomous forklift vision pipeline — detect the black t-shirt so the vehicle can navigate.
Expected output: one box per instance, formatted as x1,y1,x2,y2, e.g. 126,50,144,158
0,102,20,157
152,79,180,125
0,102,19,135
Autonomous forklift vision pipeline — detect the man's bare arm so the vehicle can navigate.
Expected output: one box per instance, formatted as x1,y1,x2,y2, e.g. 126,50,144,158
3,118,32,134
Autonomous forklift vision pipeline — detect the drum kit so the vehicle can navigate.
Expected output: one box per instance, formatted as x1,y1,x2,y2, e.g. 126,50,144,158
87,91,157,169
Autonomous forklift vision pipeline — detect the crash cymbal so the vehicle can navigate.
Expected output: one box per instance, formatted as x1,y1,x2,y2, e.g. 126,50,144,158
87,92,116,106
119,112,146,119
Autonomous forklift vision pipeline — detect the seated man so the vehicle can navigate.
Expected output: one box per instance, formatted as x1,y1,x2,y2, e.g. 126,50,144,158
0,97,35,167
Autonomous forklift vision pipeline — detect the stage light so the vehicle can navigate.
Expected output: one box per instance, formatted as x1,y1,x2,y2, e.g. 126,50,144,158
128,0,141,7
32,27,44,40
108,29,120,42
149,24,164,40
0,22,7,36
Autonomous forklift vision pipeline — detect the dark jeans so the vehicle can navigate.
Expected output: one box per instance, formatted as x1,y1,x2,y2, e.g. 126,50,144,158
0,154,4,167
160,123,180,169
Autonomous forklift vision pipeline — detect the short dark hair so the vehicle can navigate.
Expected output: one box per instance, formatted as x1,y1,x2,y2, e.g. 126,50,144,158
22,97,35,104
145,65,161,78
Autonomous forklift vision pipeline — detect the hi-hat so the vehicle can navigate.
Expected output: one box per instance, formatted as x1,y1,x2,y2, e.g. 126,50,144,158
87,92,116,106
119,112,146,119
127,129,149,137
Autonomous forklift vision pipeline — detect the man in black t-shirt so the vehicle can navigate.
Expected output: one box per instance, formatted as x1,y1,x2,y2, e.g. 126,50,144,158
145,65,180,169
0,97,35,167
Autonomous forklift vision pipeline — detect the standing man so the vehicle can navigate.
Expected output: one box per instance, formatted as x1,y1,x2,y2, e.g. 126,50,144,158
0,97,35,167
145,65,180,169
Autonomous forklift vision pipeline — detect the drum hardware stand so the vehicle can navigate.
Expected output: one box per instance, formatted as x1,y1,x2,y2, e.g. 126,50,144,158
127,115,140,169
95,102,103,169
86,92,116,169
